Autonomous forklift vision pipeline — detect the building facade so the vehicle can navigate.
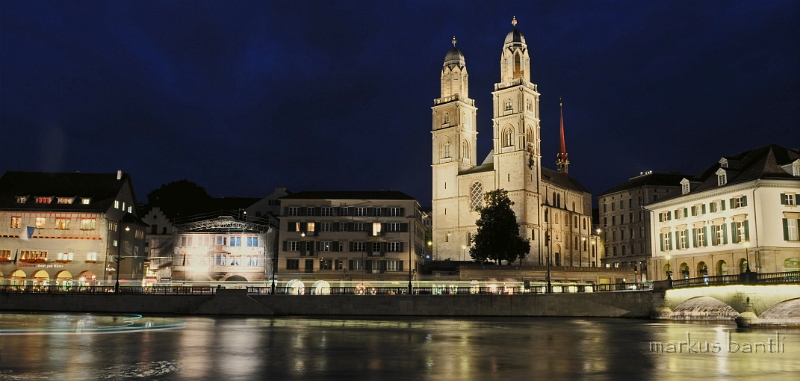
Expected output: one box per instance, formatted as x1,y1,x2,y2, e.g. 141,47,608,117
648,145,800,281
171,216,275,282
431,18,594,266
0,171,146,287
597,172,688,281
276,191,425,285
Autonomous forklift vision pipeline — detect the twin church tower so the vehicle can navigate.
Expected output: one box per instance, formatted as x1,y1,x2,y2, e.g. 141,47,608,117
431,18,595,267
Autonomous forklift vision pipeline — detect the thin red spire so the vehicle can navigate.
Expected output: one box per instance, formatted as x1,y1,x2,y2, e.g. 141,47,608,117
556,98,570,176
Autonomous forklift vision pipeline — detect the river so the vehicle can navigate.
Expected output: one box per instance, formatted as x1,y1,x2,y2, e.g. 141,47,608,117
0,313,797,380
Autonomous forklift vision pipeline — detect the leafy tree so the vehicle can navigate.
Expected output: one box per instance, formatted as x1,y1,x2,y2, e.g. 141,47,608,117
470,189,530,264
145,180,213,220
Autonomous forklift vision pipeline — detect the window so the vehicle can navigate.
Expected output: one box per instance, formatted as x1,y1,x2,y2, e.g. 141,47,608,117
57,197,73,204
319,242,332,252
286,259,299,270
619,200,624,210
503,129,513,147
372,222,382,236
696,228,705,247
443,112,450,125
611,202,615,212
288,207,300,216
79,218,96,230
306,222,315,233
287,241,300,251
630,244,635,255
603,217,606,226
785,219,799,241
386,260,401,272
387,242,402,252
355,208,367,217
622,246,626,256
339,222,348,231
352,242,367,251
35,217,46,229
732,221,748,243
663,233,672,251
11,216,21,229
388,207,402,216
732,196,746,209
504,99,512,111
386,223,401,232
16,196,28,204
127,206,132,213
374,208,381,217
306,208,315,216
354,223,365,232
630,229,635,239
681,179,690,195
321,207,334,216
462,141,469,160
339,207,348,216
20,250,47,262
612,216,616,225
230,236,242,247
54,218,70,230
781,193,797,206
711,225,725,246
36,197,52,204
470,182,483,210
620,230,625,240
675,208,684,219
620,215,625,224
640,226,645,237
678,230,688,249
320,222,332,232
717,169,727,186
86,252,98,261
247,237,259,247
82,198,91,205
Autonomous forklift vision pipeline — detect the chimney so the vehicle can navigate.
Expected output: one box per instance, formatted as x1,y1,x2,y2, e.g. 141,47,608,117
117,170,122,180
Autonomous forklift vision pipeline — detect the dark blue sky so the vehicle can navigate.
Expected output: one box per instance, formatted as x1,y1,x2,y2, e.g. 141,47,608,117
2,1,798,206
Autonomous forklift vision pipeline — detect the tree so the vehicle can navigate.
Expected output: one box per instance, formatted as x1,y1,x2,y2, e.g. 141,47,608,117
145,180,213,220
470,189,530,264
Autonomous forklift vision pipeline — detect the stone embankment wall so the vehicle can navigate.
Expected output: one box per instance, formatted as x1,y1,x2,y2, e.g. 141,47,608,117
0,290,655,317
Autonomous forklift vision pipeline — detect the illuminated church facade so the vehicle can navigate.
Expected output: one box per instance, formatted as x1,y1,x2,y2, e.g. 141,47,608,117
431,18,597,267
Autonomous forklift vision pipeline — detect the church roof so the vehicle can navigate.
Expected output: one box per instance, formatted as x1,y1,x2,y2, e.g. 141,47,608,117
541,167,590,194
504,29,525,45
444,47,465,67
458,162,495,175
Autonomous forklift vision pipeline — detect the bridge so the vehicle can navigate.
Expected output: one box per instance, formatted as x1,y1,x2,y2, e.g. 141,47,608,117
653,271,800,326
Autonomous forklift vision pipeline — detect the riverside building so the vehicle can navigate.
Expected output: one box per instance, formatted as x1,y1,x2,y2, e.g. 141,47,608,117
0,171,147,287
648,144,800,281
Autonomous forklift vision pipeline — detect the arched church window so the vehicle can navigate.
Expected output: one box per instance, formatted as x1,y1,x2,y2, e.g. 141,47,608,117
504,99,512,111
514,53,521,77
552,192,557,206
544,209,548,222
503,129,513,147
470,182,483,211
443,141,451,158
526,100,532,111
462,140,469,159
443,112,450,125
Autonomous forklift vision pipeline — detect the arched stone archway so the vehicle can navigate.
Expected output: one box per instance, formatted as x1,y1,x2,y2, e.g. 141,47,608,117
225,275,248,282
738,258,748,273
716,260,728,276
679,263,690,279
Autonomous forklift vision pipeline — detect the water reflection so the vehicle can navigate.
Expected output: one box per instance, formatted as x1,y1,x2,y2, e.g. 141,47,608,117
0,314,797,380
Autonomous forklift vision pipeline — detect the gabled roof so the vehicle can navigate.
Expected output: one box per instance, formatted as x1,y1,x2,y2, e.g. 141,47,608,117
0,171,133,213
280,190,416,201
657,144,800,203
598,172,691,197
459,162,494,175
541,167,590,194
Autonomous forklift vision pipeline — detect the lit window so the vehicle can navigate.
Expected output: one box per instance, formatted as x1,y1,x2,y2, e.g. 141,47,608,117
443,141,451,158
716,168,727,186
681,178,690,195
82,198,91,205
36,197,52,204
470,182,483,211
678,230,687,249
114,200,120,209
127,206,132,213
16,196,28,204
372,222,382,236
319,242,332,252
782,193,796,205
786,219,798,241
55,218,70,230
35,217,46,229
57,197,74,204
11,216,21,229
503,129,513,147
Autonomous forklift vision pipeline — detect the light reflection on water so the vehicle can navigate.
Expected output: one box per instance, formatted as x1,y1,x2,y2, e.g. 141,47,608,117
0,313,798,380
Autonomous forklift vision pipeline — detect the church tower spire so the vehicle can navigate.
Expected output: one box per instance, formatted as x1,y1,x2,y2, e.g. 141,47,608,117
556,98,569,176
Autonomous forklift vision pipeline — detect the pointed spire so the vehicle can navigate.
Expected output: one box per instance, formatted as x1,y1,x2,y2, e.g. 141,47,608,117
452,36,457,47
556,97,570,176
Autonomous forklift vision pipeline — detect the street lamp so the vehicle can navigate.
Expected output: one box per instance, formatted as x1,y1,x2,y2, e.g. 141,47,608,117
665,254,672,281
743,241,751,273
115,225,130,294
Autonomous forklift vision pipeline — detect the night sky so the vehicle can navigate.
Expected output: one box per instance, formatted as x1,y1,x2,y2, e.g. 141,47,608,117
2,1,798,206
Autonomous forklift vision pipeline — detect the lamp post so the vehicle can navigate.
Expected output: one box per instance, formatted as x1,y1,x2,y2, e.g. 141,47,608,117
546,228,552,293
744,241,751,273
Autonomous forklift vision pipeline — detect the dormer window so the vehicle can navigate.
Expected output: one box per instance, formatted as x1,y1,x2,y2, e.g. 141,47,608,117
57,197,74,205
81,198,91,205
719,158,728,168
680,178,690,195
16,196,28,204
36,197,53,204
716,168,727,186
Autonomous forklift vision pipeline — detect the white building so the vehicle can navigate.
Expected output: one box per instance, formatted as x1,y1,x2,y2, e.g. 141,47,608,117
648,144,800,281
431,18,594,266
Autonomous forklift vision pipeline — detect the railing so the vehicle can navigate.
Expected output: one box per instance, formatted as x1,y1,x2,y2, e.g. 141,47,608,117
669,271,800,289
0,283,652,296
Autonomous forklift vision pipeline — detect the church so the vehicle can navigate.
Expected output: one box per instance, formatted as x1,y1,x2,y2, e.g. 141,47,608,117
431,18,597,267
